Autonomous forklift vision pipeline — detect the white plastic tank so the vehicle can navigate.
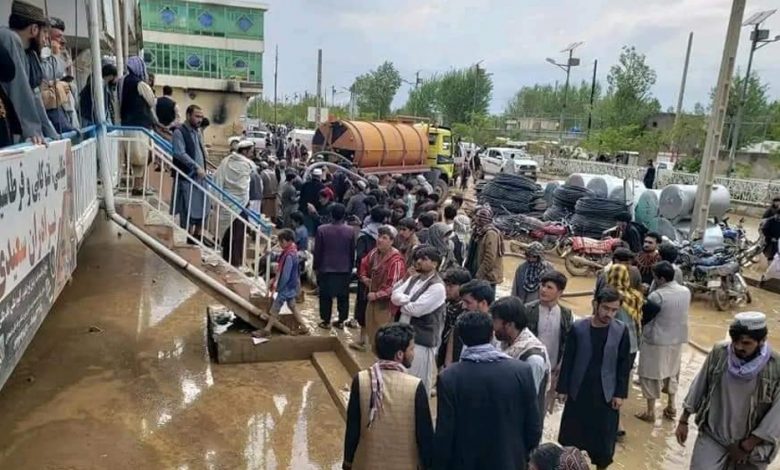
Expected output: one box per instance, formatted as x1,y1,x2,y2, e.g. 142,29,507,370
586,176,624,198
610,178,647,206
675,220,725,250
658,184,730,221
565,173,598,189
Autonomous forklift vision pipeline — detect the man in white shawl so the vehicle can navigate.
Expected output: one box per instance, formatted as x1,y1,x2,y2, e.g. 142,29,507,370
213,140,257,266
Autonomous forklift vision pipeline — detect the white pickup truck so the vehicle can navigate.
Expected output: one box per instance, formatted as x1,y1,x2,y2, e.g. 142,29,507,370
479,147,538,180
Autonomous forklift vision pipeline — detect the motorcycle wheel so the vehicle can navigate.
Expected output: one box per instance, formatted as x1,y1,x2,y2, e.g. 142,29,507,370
541,237,558,253
564,254,591,277
711,284,732,311
556,238,572,258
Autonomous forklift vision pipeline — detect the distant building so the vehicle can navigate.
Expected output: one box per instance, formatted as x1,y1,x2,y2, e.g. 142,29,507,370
140,0,266,149
645,112,677,132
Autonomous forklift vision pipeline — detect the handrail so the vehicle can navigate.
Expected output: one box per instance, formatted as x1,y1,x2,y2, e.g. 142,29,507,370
107,125,272,233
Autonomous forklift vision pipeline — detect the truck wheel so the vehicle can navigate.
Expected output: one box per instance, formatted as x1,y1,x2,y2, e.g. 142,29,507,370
435,179,449,199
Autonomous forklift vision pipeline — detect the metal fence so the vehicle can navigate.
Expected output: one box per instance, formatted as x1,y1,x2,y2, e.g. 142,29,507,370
532,155,780,206
71,137,99,242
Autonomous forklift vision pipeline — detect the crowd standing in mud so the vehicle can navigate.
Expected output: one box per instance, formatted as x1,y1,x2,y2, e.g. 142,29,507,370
224,136,778,470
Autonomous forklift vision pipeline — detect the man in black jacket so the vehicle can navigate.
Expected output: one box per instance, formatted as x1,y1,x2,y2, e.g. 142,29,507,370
616,211,644,254
434,312,542,470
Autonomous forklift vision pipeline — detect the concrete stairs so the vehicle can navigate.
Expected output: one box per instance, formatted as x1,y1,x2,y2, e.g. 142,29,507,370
115,200,289,333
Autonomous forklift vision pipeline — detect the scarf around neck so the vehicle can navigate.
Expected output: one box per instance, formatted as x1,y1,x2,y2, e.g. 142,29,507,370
727,342,772,381
606,264,644,326
460,343,511,363
503,328,550,369
519,260,547,293
367,360,407,428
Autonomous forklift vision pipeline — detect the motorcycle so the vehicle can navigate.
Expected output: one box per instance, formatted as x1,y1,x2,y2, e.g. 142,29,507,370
677,243,751,311
560,235,623,277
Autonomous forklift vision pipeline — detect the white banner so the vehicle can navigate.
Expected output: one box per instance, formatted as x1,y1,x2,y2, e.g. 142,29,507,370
0,140,77,388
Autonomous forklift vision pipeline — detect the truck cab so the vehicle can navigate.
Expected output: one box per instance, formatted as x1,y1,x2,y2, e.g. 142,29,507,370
416,124,454,196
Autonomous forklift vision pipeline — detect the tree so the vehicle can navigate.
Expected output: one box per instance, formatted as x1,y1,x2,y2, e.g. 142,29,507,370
581,125,642,155
246,96,348,127
718,71,773,149
598,46,660,128
400,78,439,118
504,81,600,119
436,66,493,125
351,61,402,119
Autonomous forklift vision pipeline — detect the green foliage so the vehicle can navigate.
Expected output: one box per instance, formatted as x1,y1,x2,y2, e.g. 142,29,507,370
352,61,403,119
677,155,702,173
716,71,773,149
767,101,780,141
398,66,493,126
451,115,498,147
597,46,661,128
669,114,707,157
246,96,348,127
436,66,493,124
400,78,440,118
505,81,601,119
581,125,643,155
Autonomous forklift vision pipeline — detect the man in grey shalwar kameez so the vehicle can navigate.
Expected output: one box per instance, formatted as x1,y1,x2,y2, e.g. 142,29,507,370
171,105,209,241
0,1,57,144
677,312,780,470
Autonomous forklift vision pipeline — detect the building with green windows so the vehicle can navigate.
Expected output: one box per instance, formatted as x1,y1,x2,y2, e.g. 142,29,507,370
139,0,266,148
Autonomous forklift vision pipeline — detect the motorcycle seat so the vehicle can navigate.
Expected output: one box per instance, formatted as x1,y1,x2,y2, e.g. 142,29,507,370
694,261,739,276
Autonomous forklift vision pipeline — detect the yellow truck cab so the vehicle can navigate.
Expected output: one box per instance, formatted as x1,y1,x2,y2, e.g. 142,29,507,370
416,124,454,185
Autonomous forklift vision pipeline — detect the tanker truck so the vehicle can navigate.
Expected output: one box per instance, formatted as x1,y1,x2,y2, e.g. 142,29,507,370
311,118,454,197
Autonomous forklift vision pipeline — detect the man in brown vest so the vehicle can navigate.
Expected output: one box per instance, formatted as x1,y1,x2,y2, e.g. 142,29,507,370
343,323,434,470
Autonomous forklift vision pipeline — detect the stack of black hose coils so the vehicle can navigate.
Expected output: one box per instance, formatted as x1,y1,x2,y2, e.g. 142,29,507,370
477,174,546,216
543,184,594,222
571,197,629,238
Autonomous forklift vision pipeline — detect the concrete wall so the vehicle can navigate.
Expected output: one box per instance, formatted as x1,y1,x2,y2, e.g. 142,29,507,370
160,86,249,152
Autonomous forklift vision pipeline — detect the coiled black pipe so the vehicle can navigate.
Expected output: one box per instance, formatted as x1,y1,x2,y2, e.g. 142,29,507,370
571,197,629,238
477,174,546,215
543,184,594,221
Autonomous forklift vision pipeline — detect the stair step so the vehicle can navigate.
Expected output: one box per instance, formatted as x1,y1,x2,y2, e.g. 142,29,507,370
142,223,175,248
312,351,353,418
172,244,202,267
116,201,147,224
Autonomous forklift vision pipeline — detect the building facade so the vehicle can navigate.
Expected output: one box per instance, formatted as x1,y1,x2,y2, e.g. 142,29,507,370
140,0,266,149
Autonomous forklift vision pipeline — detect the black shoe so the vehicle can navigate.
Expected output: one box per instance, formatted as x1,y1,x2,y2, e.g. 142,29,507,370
332,321,344,329
318,321,331,330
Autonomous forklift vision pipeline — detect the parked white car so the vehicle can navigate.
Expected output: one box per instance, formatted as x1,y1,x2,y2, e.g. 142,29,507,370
479,147,538,180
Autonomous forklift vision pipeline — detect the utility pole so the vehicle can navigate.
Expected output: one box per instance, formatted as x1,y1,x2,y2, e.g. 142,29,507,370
331,85,336,108
472,61,483,122
111,0,124,75
586,59,598,138
315,49,322,125
726,10,778,176
415,71,421,89
672,32,694,157
273,44,278,126
547,42,583,144
691,0,746,237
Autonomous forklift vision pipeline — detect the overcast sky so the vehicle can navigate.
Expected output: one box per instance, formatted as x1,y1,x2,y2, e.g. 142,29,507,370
262,0,780,114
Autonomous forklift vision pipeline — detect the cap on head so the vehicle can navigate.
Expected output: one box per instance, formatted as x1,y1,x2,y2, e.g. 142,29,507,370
237,140,254,150
732,312,767,331
356,180,367,190
311,168,323,177
12,1,47,24
48,16,65,31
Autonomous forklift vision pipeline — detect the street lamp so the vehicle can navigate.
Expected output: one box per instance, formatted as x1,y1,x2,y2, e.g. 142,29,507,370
726,9,778,176
546,42,583,144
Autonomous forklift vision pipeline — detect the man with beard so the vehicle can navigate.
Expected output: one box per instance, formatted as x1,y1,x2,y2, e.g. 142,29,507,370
437,267,471,368
492,296,551,421
557,287,631,470
434,312,542,470
352,226,406,352
391,246,447,393
635,232,662,286
0,1,56,144
343,323,434,470
677,312,780,470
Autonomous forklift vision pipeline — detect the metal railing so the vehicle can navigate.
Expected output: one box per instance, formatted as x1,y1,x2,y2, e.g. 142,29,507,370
531,154,780,206
72,136,100,242
107,129,273,289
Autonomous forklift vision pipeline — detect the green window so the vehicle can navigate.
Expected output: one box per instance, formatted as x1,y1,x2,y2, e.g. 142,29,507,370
140,0,265,40
144,42,262,82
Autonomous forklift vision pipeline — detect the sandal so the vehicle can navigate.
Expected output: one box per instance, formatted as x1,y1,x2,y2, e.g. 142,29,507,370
635,411,655,423
663,407,677,420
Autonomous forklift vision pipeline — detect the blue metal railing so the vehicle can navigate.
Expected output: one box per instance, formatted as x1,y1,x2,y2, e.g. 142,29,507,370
106,125,272,234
